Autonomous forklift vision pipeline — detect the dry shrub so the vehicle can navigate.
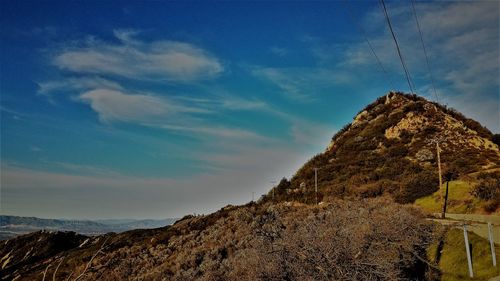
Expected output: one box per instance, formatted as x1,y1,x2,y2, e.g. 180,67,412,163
170,198,437,281
471,172,500,201
483,200,499,213
11,200,438,281
232,199,432,280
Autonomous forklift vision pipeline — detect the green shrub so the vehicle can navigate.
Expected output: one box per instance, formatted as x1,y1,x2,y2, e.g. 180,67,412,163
396,170,439,203
492,134,500,146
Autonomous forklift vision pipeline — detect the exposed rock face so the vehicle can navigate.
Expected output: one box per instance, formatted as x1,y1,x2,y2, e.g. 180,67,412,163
352,110,369,127
384,112,430,139
416,148,434,162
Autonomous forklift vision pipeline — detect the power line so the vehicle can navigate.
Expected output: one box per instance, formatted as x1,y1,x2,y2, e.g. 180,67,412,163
342,0,396,90
410,0,439,103
379,0,416,94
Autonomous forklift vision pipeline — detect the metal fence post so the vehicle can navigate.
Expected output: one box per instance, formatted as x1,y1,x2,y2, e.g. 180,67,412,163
488,222,497,267
463,224,473,278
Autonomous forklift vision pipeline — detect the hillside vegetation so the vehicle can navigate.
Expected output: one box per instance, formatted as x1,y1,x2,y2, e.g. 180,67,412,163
2,92,499,281
266,92,499,213
2,198,439,281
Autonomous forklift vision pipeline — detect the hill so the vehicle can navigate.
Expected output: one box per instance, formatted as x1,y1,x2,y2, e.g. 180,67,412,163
267,92,499,212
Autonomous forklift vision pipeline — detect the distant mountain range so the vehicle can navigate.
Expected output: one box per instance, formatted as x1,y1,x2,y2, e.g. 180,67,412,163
0,215,177,240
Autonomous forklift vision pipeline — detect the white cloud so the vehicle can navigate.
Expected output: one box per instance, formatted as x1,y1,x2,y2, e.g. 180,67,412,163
77,88,274,143
113,29,140,45
156,123,274,143
38,77,122,96
218,96,268,111
78,89,170,123
172,94,269,112
53,30,224,81
252,67,351,101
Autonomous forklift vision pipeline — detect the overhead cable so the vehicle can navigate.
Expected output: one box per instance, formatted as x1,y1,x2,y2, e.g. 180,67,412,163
379,0,416,94
410,0,439,102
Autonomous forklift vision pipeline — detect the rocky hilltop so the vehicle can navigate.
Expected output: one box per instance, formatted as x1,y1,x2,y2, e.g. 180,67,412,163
269,92,499,207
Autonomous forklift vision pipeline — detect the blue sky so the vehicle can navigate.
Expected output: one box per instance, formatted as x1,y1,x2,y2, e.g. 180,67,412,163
1,1,498,219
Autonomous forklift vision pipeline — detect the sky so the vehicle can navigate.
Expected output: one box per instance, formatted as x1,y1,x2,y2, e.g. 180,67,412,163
1,0,498,220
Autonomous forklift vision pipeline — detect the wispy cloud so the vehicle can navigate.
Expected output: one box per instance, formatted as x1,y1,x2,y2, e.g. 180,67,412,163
217,96,269,111
270,46,289,56
37,160,123,177
30,146,42,152
37,77,123,97
174,94,269,112
52,29,224,82
76,88,274,143
157,124,273,142
252,66,351,101
78,89,171,123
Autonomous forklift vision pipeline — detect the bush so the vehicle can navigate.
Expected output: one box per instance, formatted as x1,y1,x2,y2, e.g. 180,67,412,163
276,177,291,191
471,173,500,201
483,200,499,213
388,144,409,157
396,170,439,203
223,199,437,281
492,134,500,146
331,123,352,143
356,183,384,198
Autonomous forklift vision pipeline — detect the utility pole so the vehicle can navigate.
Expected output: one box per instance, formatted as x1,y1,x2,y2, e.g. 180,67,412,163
442,181,449,218
314,167,319,205
436,142,444,219
270,181,276,202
